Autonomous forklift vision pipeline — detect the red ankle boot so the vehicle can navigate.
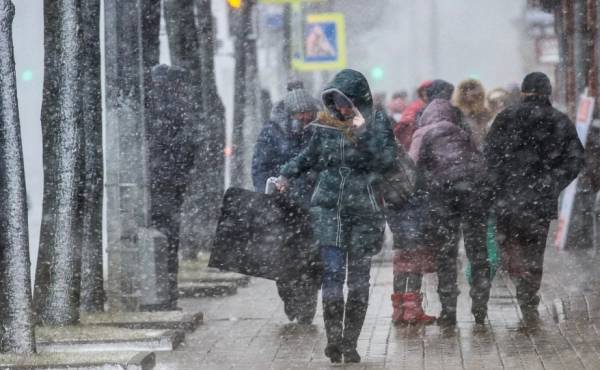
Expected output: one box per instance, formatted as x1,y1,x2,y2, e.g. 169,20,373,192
400,292,436,325
391,293,403,324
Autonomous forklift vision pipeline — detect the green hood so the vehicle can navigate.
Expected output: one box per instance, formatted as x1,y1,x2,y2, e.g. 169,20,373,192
321,69,374,123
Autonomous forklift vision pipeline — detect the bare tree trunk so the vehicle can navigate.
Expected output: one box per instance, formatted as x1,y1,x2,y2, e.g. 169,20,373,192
104,0,154,311
79,0,104,313
230,1,252,188
34,0,85,325
177,0,226,258
142,0,161,113
230,0,261,189
163,0,202,85
165,0,227,257
0,0,35,353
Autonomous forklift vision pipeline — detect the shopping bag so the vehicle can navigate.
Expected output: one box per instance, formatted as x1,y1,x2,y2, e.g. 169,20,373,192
466,214,499,284
208,187,310,281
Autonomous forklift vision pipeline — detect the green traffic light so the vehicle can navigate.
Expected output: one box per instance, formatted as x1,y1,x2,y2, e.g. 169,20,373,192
371,67,384,82
21,70,34,82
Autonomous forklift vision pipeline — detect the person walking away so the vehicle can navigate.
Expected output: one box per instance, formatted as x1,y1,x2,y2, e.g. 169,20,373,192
409,97,492,326
484,72,584,325
277,69,397,363
147,65,198,310
393,81,431,150
453,79,492,149
251,85,320,324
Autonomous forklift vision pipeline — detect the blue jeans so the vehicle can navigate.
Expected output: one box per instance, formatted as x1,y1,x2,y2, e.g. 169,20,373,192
320,246,371,349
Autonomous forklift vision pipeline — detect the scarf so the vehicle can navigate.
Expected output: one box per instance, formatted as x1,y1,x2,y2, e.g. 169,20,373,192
316,111,356,142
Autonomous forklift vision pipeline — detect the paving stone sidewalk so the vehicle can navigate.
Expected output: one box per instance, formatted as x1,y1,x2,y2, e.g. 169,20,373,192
155,245,600,370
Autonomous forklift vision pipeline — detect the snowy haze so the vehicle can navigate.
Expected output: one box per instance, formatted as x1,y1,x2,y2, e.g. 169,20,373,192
339,0,526,95
14,0,526,272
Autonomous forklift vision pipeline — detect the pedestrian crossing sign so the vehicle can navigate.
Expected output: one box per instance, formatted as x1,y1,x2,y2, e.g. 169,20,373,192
292,13,347,71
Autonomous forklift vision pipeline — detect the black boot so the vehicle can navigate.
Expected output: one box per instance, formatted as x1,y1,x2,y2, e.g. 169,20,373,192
438,294,458,327
472,308,487,325
516,278,541,326
470,262,491,326
521,305,540,325
341,297,368,363
277,279,299,322
438,309,457,327
323,299,344,363
296,282,319,325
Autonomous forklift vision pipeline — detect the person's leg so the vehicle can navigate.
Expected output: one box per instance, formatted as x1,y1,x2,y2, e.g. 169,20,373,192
461,192,491,324
297,217,322,325
342,249,372,362
276,278,297,321
515,220,549,322
392,249,424,323
320,245,346,362
295,280,319,325
394,272,422,293
429,192,460,325
149,187,180,310
496,214,549,323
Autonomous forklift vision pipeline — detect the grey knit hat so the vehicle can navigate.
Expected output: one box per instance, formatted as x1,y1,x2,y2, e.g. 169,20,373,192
284,88,319,115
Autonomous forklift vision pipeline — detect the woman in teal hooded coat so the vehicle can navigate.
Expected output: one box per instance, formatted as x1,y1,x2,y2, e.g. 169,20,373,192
278,69,397,363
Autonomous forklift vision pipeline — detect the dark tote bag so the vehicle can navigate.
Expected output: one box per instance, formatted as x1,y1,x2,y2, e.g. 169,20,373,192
381,144,417,210
209,187,316,281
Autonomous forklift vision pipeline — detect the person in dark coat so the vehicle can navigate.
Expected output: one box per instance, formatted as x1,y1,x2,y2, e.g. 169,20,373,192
147,64,198,310
251,85,320,324
277,69,397,363
410,98,491,326
484,72,584,324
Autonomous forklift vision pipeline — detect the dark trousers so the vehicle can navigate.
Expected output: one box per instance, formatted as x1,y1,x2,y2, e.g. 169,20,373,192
496,213,550,310
150,183,185,310
425,184,491,315
320,246,371,349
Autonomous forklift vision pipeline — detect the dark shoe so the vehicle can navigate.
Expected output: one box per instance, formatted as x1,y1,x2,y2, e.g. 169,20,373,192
324,344,342,363
473,309,487,325
521,306,540,325
323,300,344,350
438,310,457,327
296,315,313,325
343,348,361,363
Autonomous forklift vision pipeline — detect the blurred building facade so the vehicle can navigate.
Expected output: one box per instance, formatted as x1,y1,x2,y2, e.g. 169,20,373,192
527,0,598,117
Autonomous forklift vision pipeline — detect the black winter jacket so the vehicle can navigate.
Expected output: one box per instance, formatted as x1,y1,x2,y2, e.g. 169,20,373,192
484,95,584,220
251,116,316,207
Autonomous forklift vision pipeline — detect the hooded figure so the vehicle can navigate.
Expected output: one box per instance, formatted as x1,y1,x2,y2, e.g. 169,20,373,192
410,98,491,326
426,79,455,101
147,64,198,310
251,86,320,324
279,69,397,363
485,72,584,325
